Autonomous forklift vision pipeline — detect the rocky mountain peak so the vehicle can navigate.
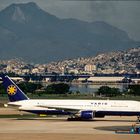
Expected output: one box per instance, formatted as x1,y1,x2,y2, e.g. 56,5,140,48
0,2,139,63
12,6,25,23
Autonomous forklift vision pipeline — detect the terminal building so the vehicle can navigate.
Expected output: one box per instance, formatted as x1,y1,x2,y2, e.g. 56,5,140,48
0,75,140,84
87,76,125,83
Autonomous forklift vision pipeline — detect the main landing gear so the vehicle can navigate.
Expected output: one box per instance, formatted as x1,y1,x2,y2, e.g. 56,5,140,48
67,115,81,121
67,116,93,121
67,117,84,121
136,116,140,123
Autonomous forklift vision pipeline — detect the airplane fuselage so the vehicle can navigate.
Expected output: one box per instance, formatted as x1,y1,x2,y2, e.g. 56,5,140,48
8,99,140,117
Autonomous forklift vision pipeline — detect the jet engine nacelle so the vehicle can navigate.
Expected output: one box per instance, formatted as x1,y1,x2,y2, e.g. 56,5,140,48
80,111,94,119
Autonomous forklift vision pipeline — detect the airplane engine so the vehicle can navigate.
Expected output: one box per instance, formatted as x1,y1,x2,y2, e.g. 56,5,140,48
80,111,94,119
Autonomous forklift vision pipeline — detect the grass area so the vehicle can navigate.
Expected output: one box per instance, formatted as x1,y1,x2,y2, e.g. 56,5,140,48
0,114,37,119
109,95,140,101
1,94,140,101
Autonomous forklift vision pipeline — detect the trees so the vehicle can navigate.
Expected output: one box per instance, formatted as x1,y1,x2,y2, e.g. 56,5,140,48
45,83,70,94
0,84,6,95
96,85,140,97
18,82,43,93
97,86,121,97
128,85,140,96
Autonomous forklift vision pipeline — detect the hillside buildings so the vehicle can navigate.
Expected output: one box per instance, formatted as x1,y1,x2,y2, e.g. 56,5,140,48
0,48,139,76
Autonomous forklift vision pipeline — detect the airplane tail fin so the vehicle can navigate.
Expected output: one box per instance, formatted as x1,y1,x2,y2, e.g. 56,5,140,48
1,75,29,102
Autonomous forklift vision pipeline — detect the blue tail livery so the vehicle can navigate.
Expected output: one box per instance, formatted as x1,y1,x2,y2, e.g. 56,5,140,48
1,75,29,102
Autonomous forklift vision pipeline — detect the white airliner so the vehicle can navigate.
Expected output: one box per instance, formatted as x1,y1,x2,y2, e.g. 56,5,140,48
1,75,140,120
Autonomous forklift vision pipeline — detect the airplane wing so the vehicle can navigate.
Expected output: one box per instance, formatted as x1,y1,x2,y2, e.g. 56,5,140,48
36,105,79,113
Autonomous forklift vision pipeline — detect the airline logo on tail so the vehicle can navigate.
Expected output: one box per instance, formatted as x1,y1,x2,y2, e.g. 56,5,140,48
1,75,29,102
7,85,17,96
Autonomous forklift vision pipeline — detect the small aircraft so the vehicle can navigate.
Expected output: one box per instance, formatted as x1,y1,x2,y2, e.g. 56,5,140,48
1,75,140,120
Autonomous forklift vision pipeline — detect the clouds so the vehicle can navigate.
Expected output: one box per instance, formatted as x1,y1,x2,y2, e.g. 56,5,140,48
0,0,140,40
88,1,140,40
44,1,140,40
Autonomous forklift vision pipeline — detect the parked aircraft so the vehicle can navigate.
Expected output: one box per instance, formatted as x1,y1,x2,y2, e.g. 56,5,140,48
1,75,140,120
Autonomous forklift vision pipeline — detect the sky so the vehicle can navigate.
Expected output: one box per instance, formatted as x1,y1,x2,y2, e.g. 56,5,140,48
0,0,140,41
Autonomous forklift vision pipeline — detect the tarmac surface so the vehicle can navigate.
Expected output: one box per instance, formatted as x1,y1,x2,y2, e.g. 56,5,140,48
0,108,140,140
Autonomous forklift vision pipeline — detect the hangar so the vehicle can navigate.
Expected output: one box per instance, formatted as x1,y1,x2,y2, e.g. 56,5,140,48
87,76,125,83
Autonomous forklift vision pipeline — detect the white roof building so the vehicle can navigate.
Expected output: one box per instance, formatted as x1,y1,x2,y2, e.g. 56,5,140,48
87,76,125,83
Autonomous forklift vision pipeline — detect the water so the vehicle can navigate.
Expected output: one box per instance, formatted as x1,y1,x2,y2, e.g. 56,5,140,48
70,84,128,94
43,83,129,94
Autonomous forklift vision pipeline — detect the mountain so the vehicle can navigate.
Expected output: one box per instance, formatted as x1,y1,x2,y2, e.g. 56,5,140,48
0,2,139,63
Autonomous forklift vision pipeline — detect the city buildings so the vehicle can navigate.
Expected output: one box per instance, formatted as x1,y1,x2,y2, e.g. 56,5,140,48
0,47,139,76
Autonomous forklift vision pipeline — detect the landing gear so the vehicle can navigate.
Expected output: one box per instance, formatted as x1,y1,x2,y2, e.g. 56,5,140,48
67,115,93,121
67,115,80,121
67,117,83,121
136,116,140,123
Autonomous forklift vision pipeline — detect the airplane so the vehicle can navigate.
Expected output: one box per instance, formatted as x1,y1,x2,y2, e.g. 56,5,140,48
1,75,140,121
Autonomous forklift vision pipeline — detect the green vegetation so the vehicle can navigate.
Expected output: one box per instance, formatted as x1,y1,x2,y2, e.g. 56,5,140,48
0,114,37,119
1,93,140,101
0,84,6,95
45,83,70,94
96,85,140,97
127,85,140,96
96,86,121,97
18,82,43,93
0,82,140,101
0,82,70,95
